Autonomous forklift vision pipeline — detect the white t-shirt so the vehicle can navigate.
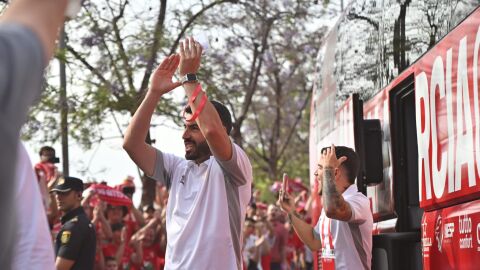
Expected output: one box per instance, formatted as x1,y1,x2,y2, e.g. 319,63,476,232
150,142,252,270
12,143,55,269
315,184,373,270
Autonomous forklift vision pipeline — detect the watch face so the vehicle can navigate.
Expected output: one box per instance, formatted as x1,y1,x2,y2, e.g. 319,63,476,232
183,74,197,84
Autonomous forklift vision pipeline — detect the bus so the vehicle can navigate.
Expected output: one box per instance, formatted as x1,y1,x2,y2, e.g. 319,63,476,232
309,1,480,269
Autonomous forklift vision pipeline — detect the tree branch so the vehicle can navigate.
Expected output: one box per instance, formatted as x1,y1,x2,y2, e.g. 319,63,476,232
86,4,127,93
278,89,311,158
251,102,267,159
233,17,274,145
108,0,136,92
65,45,123,100
139,0,167,95
167,0,240,56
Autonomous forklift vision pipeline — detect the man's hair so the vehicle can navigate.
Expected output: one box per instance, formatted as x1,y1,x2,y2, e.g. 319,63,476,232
185,100,233,135
111,222,124,232
107,204,129,217
105,256,116,263
321,146,360,184
39,146,55,156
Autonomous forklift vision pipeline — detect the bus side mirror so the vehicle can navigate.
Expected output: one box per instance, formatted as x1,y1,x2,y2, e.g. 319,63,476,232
362,119,383,186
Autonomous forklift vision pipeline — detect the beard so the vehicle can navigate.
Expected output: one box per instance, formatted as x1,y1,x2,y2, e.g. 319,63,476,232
184,138,211,161
316,177,323,196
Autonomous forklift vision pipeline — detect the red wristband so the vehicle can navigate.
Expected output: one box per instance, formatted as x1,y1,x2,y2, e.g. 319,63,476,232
183,93,208,122
189,84,203,104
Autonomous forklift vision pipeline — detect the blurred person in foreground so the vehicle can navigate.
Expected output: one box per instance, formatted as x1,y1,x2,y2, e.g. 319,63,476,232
278,145,373,270
123,38,252,269
51,176,96,270
0,0,82,268
12,143,56,269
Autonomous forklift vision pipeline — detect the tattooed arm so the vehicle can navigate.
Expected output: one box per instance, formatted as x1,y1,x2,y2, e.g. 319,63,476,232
322,167,352,221
321,145,353,222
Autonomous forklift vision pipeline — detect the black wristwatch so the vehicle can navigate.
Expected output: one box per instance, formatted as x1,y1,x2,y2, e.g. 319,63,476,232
182,73,198,84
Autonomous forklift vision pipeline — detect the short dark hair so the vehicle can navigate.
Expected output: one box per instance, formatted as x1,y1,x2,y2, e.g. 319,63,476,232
185,100,233,135
105,256,116,263
107,204,129,217
321,146,360,184
111,222,124,232
39,146,55,156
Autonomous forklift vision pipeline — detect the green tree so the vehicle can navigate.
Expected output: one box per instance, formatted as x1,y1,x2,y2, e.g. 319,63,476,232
21,0,335,205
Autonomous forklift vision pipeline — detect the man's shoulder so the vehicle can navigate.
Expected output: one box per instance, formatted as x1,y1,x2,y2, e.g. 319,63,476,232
63,215,92,231
344,188,369,202
0,23,44,71
231,142,249,158
226,142,252,170
157,148,187,168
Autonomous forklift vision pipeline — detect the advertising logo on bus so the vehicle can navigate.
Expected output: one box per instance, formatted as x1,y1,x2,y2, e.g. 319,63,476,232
435,215,443,252
459,214,473,250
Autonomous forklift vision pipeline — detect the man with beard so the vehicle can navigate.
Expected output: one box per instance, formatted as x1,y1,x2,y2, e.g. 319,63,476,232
123,37,252,270
278,145,372,270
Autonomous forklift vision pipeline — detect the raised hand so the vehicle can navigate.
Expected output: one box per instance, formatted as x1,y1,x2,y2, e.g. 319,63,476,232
179,37,203,76
277,187,295,214
149,54,182,96
320,144,347,169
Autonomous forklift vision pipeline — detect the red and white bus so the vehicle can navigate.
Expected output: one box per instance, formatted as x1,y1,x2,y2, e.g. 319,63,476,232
309,1,480,269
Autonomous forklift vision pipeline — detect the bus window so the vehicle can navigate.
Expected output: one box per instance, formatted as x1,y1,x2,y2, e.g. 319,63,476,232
389,74,423,232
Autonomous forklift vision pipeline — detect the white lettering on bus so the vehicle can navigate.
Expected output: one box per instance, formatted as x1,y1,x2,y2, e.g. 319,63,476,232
430,56,447,198
455,37,475,189
446,48,456,194
459,215,473,249
416,26,480,202
416,71,432,200
459,214,472,234
474,25,480,181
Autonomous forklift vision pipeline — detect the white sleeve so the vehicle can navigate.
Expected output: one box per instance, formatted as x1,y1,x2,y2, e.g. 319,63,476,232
346,194,370,224
216,142,252,186
148,149,184,189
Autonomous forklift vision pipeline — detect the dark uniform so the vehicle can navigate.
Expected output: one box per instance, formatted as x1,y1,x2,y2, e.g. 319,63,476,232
52,177,96,270
55,207,96,270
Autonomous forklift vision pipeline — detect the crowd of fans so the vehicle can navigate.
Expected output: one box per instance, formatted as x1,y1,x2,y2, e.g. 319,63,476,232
35,146,169,270
35,146,314,270
243,189,314,270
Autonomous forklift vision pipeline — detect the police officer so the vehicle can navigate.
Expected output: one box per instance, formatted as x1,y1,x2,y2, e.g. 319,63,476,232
51,176,96,270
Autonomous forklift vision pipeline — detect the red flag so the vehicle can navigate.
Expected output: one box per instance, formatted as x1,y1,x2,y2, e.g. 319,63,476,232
84,184,132,206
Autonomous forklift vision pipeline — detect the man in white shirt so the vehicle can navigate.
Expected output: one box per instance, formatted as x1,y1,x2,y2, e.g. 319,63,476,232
123,37,252,270
0,1,72,268
13,143,56,269
278,145,373,270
